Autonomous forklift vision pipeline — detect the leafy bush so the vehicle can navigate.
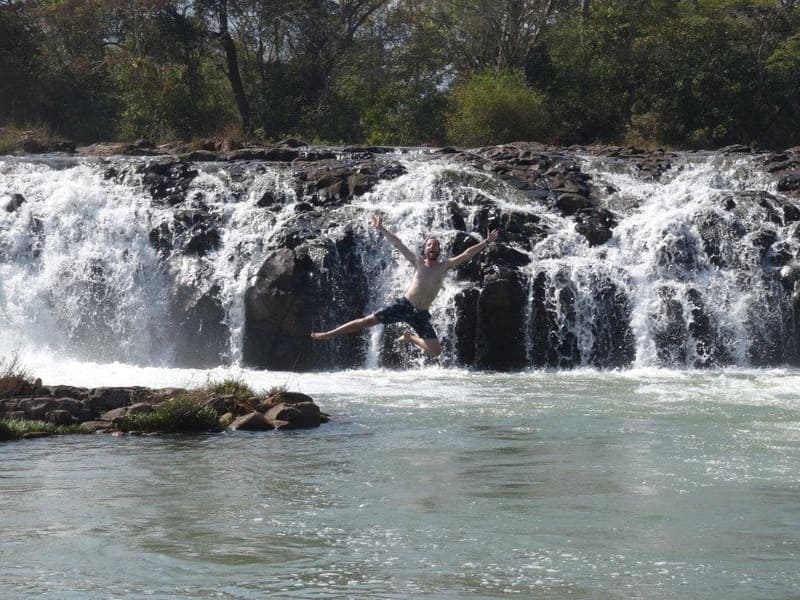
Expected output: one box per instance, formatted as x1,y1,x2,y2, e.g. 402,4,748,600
445,70,551,147
115,395,222,433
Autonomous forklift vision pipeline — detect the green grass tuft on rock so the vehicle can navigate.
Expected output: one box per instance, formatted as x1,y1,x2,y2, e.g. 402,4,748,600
0,418,89,441
206,377,255,399
115,394,223,433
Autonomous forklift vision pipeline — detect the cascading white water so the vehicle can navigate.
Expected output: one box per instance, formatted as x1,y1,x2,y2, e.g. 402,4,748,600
522,153,796,368
0,157,298,366
1,151,797,370
0,159,172,362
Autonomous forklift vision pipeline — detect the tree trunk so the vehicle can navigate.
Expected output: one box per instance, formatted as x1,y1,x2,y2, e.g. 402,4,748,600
216,0,252,134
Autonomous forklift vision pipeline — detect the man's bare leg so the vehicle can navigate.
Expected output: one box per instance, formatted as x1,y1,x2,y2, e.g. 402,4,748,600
311,315,379,340
395,331,442,357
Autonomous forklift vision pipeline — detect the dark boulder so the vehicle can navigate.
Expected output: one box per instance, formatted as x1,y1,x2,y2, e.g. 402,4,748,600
574,208,617,246
86,387,145,416
527,270,579,368
556,193,593,215
170,284,229,368
778,173,800,193
44,409,78,426
293,160,408,205
453,288,480,366
265,401,323,429
242,226,369,370
474,273,528,370
4,193,25,213
230,411,273,431
141,159,198,206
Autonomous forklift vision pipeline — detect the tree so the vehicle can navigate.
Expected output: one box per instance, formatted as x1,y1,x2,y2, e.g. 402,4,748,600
193,0,253,134
534,1,638,143
445,70,550,146
765,33,800,146
0,2,45,124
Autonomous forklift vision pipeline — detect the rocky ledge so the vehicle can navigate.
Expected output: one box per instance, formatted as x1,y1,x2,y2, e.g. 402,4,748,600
0,383,327,440
5,139,800,371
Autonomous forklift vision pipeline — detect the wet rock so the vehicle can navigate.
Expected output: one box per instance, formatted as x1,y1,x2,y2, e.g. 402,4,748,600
141,159,198,206
453,288,480,366
4,193,25,213
17,398,57,420
183,149,222,162
230,411,273,431
574,208,617,246
43,385,89,400
262,391,316,406
556,193,593,215
265,401,323,429
277,138,308,148
101,402,156,421
3,383,327,437
293,160,407,205
778,173,800,193
242,226,369,370
44,409,78,426
652,286,688,366
474,273,528,370
169,284,229,368
527,270,579,368
87,388,145,415
81,420,114,433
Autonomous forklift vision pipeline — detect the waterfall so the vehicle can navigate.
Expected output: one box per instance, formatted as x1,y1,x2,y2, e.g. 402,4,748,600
2,150,798,370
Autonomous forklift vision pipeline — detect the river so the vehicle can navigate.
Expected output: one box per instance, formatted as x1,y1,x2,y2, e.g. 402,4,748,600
2,149,800,597
2,364,799,599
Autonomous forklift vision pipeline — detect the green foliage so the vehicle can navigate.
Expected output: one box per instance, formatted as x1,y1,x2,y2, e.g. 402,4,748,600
0,419,89,441
115,395,223,433
205,376,260,413
339,77,447,146
116,395,221,433
1,0,799,147
206,377,255,400
765,34,800,147
628,13,762,148
0,4,46,124
445,70,550,146
533,0,800,148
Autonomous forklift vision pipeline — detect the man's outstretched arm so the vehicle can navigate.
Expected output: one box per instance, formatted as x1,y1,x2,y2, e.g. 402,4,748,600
446,229,499,268
372,215,418,265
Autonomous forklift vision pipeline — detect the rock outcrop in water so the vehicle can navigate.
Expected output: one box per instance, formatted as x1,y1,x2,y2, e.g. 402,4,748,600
0,384,327,438
3,142,800,371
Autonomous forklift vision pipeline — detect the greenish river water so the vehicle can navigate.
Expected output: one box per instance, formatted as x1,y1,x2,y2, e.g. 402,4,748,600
2,367,799,599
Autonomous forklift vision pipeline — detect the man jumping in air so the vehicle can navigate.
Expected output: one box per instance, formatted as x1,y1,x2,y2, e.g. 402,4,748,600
310,215,499,357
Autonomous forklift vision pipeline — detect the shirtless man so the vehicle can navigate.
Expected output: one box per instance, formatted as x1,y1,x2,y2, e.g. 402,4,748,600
310,215,499,357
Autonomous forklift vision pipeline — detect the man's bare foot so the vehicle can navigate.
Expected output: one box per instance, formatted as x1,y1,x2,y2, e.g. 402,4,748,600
310,332,331,340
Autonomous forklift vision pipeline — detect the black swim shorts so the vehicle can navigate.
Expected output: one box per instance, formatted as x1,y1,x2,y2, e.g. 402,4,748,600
373,297,437,340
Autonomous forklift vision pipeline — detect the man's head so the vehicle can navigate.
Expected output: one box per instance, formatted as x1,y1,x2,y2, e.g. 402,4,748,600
423,236,441,261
